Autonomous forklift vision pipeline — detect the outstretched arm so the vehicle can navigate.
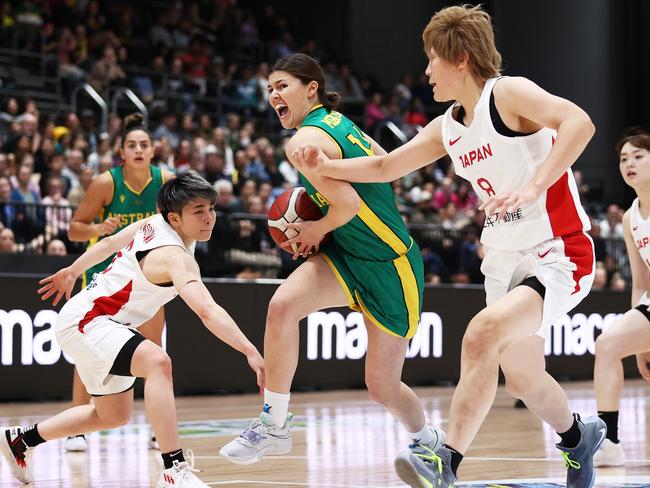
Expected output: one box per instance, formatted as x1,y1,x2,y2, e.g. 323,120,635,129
171,251,265,389
38,215,155,305
292,116,447,183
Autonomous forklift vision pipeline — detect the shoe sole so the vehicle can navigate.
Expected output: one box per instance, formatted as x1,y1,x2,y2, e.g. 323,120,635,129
0,428,32,483
219,442,292,465
394,456,430,488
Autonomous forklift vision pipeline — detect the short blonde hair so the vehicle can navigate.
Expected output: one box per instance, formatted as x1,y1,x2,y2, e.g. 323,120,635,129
422,4,501,80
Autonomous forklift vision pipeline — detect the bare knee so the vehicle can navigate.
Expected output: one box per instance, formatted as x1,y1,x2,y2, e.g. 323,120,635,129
463,313,501,361
267,293,300,329
595,332,623,360
504,374,532,400
365,375,397,406
97,405,132,429
148,351,173,378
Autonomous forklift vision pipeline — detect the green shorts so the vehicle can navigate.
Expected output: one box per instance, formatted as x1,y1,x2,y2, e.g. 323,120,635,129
321,239,424,339
81,254,115,288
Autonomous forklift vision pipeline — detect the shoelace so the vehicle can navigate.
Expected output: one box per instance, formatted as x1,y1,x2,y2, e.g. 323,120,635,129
175,450,202,481
561,451,581,470
412,443,443,474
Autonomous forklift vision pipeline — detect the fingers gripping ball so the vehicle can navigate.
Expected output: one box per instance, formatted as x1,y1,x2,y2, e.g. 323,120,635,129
267,187,327,253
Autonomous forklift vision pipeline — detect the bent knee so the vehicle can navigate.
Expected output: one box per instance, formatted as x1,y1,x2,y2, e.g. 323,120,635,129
595,332,624,359
463,313,501,358
98,408,131,428
365,377,399,405
149,351,172,376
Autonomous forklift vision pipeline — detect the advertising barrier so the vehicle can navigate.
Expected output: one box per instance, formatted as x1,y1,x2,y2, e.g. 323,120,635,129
0,275,637,400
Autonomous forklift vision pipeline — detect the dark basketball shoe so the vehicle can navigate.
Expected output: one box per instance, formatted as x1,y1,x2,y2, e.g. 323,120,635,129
556,415,607,488
0,426,33,483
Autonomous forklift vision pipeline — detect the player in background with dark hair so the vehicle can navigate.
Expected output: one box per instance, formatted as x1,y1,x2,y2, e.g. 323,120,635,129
66,112,174,451
593,129,650,467
0,172,264,488
220,53,443,468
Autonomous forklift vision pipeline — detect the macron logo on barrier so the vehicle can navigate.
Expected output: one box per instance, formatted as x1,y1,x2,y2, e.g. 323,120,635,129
306,311,443,360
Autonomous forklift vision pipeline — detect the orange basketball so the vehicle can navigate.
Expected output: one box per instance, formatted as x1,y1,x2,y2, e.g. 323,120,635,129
267,187,328,253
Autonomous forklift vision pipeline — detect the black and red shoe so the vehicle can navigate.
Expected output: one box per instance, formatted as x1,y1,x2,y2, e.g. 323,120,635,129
0,426,33,483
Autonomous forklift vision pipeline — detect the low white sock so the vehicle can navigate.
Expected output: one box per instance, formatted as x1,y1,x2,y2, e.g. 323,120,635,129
406,424,436,445
264,389,290,427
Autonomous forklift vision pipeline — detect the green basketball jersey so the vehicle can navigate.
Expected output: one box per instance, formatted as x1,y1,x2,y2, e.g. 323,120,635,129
83,165,163,285
299,104,412,261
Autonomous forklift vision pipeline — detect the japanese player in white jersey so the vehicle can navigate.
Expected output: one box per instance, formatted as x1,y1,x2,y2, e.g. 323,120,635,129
592,130,650,468
0,172,264,488
291,5,604,488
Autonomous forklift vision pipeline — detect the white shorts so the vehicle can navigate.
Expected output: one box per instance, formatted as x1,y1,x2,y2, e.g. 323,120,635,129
56,316,138,396
481,232,595,337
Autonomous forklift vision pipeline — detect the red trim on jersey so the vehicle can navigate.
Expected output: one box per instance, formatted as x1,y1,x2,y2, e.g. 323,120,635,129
78,280,133,333
546,172,583,237
562,232,594,295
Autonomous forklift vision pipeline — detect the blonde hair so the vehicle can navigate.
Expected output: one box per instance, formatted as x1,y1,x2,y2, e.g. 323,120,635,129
422,4,501,80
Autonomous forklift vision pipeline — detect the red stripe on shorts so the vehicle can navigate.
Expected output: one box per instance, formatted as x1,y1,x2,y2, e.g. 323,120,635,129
78,280,133,333
561,232,594,295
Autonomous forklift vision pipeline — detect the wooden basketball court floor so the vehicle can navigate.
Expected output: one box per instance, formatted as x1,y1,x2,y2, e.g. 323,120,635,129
1,380,649,487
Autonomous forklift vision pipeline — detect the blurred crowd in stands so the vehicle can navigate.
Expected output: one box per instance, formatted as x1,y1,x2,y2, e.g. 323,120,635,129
0,0,631,290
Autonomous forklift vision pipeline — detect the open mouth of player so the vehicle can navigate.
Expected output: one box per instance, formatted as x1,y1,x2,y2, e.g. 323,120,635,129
627,171,636,178
275,104,289,119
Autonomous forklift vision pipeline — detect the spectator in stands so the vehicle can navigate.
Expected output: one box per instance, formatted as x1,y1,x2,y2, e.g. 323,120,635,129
203,145,229,184
10,153,40,198
181,37,210,95
153,114,180,149
214,179,242,213
62,149,85,190
0,153,7,178
453,181,479,211
440,202,470,231
87,132,111,172
364,92,386,133
592,264,607,290
458,226,483,284
79,109,98,152
258,181,272,211
233,65,261,115
55,27,86,88
0,175,13,226
11,160,40,207
609,271,626,291
44,152,71,197
0,97,21,140
599,203,624,238
46,238,67,256
393,73,414,111
41,175,73,239
88,45,126,95
405,98,428,130
433,177,455,210
0,227,15,253
67,166,93,208
98,154,113,174
210,127,234,173
339,64,364,103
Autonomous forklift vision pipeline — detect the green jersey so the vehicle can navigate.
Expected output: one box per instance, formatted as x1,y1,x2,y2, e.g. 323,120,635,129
82,165,163,286
299,104,412,261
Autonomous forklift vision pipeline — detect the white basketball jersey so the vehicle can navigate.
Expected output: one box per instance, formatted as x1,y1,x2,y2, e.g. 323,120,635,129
630,198,650,271
441,77,590,250
58,214,195,333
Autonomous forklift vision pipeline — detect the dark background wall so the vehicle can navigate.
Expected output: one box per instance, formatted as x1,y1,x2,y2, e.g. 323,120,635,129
284,0,650,206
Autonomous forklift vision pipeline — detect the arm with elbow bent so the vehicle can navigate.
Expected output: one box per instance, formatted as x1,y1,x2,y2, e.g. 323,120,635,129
282,129,362,258
479,77,595,216
173,253,265,388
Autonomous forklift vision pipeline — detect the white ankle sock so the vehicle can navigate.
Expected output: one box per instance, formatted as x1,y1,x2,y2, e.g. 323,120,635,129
407,424,436,445
264,389,290,427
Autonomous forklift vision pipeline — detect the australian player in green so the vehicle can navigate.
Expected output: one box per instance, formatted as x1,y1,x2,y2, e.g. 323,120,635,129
220,53,444,467
66,113,173,452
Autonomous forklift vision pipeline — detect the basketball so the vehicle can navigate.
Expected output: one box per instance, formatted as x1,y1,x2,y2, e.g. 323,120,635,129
268,187,326,253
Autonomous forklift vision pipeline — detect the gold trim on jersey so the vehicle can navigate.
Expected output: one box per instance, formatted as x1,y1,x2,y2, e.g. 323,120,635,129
308,103,324,114
392,253,420,339
123,177,153,196
321,253,359,311
354,290,404,338
302,125,343,159
357,201,409,256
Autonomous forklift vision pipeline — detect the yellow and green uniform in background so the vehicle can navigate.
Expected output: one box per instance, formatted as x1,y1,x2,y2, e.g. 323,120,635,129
82,165,163,287
299,104,424,339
